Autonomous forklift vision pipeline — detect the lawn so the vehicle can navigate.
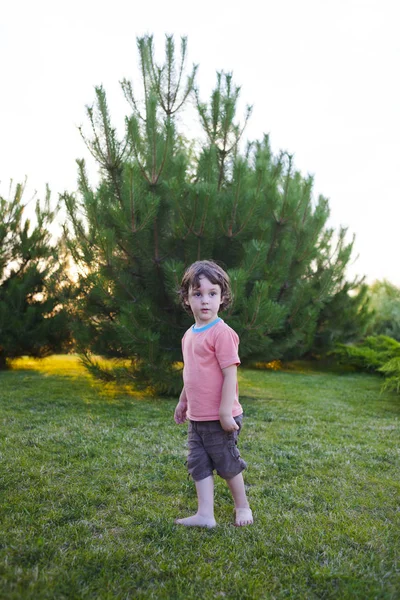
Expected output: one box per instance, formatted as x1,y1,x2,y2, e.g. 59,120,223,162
1,356,399,599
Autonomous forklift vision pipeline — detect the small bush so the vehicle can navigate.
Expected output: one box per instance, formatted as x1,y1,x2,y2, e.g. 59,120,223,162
380,357,400,394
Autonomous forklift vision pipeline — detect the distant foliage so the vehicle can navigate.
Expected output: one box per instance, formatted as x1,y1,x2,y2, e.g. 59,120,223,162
332,335,400,394
311,280,372,355
367,280,400,341
0,181,71,368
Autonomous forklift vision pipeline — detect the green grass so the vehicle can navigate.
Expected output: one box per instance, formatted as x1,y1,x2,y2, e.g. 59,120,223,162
1,356,399,599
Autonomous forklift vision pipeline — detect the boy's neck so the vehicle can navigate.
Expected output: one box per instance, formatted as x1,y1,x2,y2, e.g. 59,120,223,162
192,317,222,332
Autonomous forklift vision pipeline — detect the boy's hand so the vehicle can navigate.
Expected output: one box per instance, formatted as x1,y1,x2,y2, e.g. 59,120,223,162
174,401,188,424
219,415,239,432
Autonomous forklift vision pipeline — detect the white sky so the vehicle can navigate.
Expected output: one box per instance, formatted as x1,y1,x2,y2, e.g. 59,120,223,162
1,0,399,285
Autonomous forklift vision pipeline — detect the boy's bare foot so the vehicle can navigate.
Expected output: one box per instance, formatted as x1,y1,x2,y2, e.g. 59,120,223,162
234,507,253,526
175,514,217,528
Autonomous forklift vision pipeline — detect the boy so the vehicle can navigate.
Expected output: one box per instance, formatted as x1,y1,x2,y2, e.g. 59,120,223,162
174,260,253,528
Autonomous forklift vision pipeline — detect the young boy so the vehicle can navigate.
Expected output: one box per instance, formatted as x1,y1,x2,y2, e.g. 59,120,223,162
174,260,253,528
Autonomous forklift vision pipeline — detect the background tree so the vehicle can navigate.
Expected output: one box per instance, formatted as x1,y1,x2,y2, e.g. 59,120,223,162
0,181,70,369
62,36,197,391
63,34,367,393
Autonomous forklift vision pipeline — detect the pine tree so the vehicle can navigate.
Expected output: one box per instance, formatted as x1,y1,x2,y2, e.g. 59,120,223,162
0,181,70,369
63,35,365,393
63,36,198,391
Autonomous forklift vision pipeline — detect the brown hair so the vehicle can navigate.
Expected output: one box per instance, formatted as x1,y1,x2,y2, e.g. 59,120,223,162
179,260,232,313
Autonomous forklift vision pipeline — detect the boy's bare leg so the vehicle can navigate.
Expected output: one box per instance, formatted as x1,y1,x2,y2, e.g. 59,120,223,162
226,473,253,526
175,475,217,528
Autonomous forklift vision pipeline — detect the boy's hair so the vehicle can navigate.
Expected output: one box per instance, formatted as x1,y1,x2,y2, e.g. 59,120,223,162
179,260,232,313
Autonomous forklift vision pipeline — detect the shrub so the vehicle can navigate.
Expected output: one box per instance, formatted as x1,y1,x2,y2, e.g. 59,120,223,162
332,335,400,394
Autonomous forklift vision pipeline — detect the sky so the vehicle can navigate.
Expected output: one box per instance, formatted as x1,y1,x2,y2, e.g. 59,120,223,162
1,0,399,285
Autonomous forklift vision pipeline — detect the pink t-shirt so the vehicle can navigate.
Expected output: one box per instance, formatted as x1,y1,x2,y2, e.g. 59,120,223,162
182,318,243,421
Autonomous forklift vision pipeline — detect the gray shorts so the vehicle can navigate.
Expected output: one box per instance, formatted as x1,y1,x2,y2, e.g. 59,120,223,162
187,414,247,482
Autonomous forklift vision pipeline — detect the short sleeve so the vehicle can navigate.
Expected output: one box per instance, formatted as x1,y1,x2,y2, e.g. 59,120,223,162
214,326,240,369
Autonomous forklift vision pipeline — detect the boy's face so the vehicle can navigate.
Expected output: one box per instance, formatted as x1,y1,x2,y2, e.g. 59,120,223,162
186,275,223,327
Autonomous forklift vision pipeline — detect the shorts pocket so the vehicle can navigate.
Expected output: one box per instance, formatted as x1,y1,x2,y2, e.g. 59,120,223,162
226,431,241,460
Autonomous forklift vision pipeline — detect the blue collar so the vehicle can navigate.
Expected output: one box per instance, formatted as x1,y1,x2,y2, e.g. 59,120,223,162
192,317,221,333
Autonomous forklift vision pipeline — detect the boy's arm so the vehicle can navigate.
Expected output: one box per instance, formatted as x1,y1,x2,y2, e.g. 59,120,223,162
174,387,188,424
219,365,240,432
